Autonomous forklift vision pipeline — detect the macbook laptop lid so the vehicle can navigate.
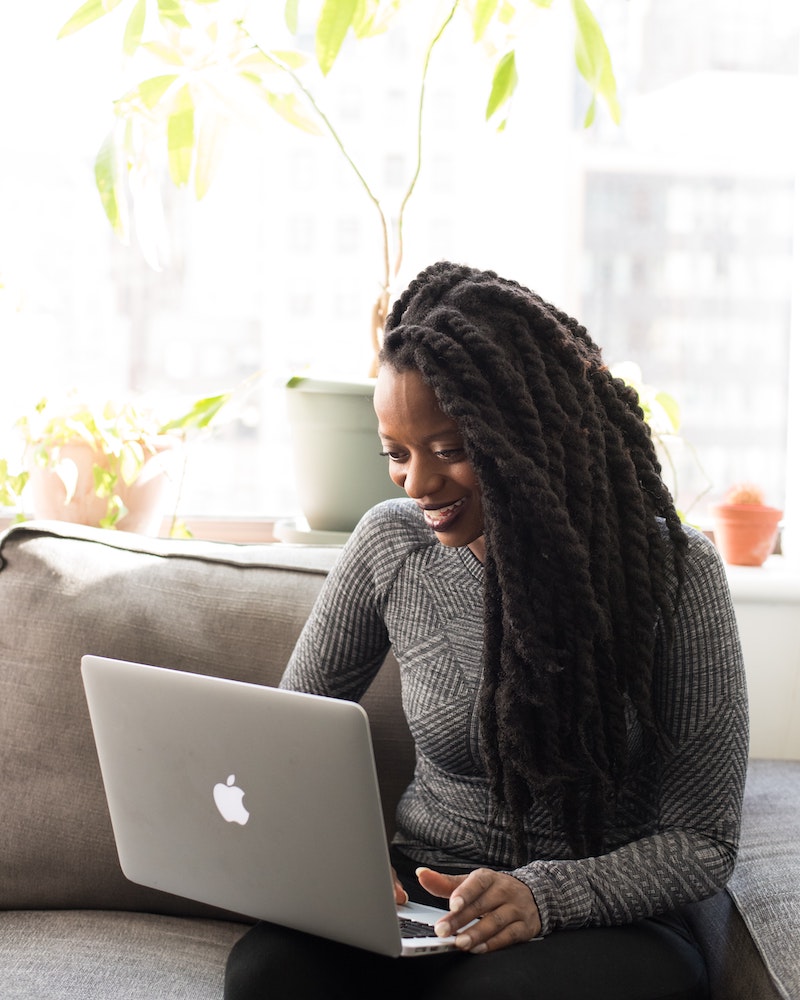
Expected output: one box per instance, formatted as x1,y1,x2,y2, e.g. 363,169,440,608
81,654,468,957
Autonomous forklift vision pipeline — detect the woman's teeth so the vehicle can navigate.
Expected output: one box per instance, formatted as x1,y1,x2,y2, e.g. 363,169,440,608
424,498,465,527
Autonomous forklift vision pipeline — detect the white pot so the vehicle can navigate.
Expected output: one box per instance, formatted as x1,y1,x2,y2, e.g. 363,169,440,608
286,377,404,533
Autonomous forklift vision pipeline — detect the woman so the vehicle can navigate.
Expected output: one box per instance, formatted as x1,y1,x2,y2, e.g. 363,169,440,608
226,262,747,999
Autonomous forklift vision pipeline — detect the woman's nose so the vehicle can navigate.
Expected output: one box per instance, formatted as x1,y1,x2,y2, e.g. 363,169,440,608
399,455,444,499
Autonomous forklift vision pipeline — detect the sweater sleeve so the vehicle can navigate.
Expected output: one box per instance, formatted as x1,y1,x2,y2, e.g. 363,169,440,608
279,500,424,701
512,530,749,934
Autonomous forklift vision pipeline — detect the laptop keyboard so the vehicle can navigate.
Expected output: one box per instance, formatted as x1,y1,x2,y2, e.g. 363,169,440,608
398,917,438,939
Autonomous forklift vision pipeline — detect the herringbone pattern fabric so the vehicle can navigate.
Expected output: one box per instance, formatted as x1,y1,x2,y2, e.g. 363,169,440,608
282,499,748,935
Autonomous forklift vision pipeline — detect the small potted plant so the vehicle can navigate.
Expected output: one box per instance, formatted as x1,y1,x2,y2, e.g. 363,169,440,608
0,391,229,536
710,483,783,567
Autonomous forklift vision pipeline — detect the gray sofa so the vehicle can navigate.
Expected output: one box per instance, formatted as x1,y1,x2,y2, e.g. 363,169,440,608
0,521,797,1000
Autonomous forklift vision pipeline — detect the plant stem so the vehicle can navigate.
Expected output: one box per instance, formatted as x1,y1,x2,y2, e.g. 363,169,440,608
240,5,460,375
239,25,392,349
680,438,714,519
394,0,460,281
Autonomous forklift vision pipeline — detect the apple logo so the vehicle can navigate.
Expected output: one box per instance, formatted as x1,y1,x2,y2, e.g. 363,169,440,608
213,774,250,825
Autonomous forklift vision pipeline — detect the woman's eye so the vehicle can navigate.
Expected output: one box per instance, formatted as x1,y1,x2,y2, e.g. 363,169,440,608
379,447,464,463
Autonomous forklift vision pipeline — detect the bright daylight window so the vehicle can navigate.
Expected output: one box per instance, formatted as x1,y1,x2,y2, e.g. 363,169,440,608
1,0,798,536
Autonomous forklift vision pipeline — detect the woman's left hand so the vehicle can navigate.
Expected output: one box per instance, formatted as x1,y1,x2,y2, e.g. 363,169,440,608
416,866,542,954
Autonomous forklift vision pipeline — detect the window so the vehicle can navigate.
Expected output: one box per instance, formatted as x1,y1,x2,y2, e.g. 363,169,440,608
1,1,798,532
577,0,800,521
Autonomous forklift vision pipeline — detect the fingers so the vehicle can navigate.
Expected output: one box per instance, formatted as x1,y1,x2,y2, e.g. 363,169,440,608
415,866,467,901
391,866,409,905
427,868,542,954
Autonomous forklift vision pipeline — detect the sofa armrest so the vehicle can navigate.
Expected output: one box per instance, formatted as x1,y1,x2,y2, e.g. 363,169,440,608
726,759,800,1000
686,759,800,1000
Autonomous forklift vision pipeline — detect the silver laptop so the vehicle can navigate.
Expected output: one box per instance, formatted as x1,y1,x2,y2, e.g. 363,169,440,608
81,654,471,957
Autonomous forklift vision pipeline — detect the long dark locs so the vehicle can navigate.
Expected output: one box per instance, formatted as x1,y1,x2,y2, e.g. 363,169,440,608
380,261,688,860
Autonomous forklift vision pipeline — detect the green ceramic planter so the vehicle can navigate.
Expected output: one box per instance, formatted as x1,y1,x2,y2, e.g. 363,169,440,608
286,377,405,533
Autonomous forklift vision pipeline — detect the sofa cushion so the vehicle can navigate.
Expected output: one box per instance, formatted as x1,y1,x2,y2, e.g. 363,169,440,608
0,910,247,999
0,521,414,916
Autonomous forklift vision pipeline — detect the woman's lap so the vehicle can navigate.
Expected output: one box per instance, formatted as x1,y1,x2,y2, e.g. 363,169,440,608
225,910,708,1000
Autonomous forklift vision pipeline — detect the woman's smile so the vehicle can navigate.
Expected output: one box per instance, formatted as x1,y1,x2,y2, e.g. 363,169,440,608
420,497,467,532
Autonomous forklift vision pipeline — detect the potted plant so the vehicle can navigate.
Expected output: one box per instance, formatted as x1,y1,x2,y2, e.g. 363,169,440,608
710,483,783,567
0,391,229,536
57,0,620,533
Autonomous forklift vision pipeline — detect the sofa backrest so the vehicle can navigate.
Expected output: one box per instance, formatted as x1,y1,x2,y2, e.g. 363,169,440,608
0,522,414,919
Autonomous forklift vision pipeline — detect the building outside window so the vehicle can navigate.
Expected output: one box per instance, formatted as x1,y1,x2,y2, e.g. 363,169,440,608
576,0,799,523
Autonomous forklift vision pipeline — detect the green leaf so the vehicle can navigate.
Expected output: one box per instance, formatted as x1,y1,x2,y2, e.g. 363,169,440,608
99,494,126,529
485,50,517,122
571,0,620,125
92,465,116,503
157,0,191,29
141,74,180,108
237,48,308,75
270,48,310,70
316,0,359,76
143,40,186,65
285,0,299,34
583,94,596,128
655,390,681,434
0,461,28,509
66,416,102,448
169,518,194,538
94,132,128,238
57,0,125,39
159,393,231,433
119,440,146,485
351,0,400,38
167,84,195,187
262,90,325,135
498,0,516,24
472,0,498,42
122,0,146,55
121,74,179,109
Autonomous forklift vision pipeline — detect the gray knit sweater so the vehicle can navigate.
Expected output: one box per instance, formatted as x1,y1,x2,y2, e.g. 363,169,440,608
280,499,748,935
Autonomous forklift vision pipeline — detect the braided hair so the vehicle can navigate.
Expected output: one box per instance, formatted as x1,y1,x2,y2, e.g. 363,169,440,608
380,261,688,860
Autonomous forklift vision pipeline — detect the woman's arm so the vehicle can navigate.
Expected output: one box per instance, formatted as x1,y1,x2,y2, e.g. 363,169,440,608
279,499,428,701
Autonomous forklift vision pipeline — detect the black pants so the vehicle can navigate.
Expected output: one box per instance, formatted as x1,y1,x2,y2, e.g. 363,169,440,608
224,850,708,1000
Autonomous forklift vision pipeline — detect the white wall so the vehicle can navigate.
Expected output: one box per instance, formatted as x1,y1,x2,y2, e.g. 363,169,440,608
727,558,800,760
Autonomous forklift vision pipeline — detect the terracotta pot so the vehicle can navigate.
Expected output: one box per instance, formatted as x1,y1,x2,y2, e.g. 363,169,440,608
710,503,783,567
27,439,179,535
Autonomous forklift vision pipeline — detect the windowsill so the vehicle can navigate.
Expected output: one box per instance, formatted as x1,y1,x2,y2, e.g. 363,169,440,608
0,514,281,545
724,555,800,603
161,516,280,544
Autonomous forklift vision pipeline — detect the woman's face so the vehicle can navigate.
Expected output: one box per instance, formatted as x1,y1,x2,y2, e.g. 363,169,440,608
374,366,485,561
